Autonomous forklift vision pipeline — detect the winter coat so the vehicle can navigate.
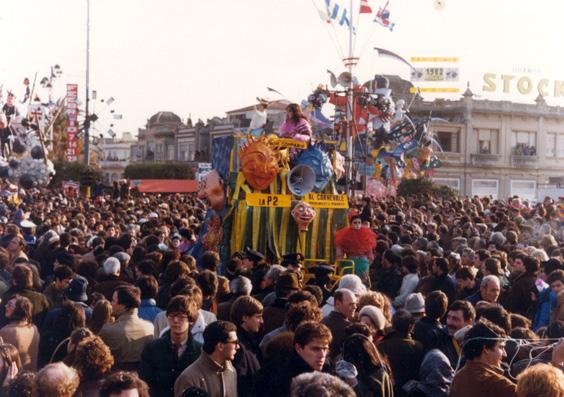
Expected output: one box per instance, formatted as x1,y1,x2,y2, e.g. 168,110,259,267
449,360,516,397
139,330,202,397
174,352,237,397
233,327,261,396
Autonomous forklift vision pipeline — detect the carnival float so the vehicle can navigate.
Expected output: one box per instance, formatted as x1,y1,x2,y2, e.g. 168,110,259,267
191,0,444,275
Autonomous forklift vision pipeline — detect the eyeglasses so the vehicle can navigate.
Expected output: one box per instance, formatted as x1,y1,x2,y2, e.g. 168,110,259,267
224,339,239,346
167,314,189,322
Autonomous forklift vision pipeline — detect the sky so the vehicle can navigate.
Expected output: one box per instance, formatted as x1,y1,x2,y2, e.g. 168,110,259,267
1,0,564,137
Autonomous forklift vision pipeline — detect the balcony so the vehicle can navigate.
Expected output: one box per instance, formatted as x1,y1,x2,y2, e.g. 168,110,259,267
470,153,501,166
511,154,538,168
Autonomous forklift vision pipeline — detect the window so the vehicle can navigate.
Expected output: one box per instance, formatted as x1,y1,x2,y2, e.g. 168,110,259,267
472,179,499,199
477,129,498,154
510,180,536,203
155,143,163,161
435,130,460,153
511,131,536,155
433,178,460,192
179,143,189,161
557,134,564,158
546,133,556,157
188,143,195,161
167,144,175,161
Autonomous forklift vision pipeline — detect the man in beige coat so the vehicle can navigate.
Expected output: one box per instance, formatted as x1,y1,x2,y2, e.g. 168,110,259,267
174,320,238,397
99,285,153,370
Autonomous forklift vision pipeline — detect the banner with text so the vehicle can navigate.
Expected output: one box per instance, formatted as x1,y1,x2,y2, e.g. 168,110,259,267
65,84,79,162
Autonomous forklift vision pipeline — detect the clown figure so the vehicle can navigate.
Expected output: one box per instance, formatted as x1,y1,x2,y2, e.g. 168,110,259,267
334,213,377,281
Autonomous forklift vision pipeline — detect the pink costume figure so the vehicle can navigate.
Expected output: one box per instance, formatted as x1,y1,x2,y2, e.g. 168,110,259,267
279,103,312,144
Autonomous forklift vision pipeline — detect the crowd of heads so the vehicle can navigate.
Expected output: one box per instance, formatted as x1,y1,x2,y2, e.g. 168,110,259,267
0,185,559,396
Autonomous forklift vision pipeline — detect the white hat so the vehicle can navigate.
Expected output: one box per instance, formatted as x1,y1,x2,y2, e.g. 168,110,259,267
358,305,386,331
103,257,121,275
405,293,425,314
20,220,36,228
148,212,158,219
338,274,367,296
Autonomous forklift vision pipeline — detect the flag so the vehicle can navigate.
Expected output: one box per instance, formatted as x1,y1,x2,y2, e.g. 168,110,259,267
374,2,395,31
360,0,372,14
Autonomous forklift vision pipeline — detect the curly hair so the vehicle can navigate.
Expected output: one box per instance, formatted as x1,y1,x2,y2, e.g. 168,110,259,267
100,371,150,397
8,370,35,397
517,363,564,397
33,362,80,397
73,336,114,381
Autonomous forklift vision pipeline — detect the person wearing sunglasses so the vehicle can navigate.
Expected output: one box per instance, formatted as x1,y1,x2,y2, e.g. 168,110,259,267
174,320,238,397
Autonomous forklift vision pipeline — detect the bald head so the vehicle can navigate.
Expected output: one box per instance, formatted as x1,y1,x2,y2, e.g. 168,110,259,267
334,289,357,319
34,362,79,397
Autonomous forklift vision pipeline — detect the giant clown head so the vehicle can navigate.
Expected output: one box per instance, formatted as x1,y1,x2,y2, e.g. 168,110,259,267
294,144,333,192
198,170,226,212
239,137,280,191
291,201,317,232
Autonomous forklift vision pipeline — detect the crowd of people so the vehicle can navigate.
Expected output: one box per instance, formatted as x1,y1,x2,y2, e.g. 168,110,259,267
0,185,560,397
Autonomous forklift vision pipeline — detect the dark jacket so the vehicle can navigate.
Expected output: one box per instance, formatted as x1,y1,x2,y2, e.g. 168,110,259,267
321,310,351,360
378,331,425,396
216,294,238,321
233,327,262,396
373,265,403,300
139,330,202,397
1,287,50,326
91,276,130,301
413,316,442,350
254,351,326,397
431,274,457,305
427,326,460,369
262,297,288,335
355,365,394,397
502,271,537,318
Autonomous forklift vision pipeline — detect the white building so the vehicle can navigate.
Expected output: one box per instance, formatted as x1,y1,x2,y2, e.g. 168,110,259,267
100,132,136,184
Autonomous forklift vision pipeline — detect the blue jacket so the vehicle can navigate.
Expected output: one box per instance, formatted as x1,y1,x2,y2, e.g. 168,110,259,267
138,299,162,323
532,288,556,331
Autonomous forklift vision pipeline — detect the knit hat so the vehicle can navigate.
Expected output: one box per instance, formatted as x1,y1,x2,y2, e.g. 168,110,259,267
64,276,89,302
405,293,425,314
358,305,386,331
338,274,367,296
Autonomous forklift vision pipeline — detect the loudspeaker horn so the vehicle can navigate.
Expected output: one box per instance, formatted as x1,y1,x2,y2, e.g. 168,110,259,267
287,165,316,197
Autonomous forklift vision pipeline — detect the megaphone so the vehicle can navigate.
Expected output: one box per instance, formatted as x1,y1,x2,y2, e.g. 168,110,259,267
287,165,316,197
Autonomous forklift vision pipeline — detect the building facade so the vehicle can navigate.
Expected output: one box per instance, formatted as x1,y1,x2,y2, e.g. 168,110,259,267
130,111,185,163
100,132,136,184
410,88,564,201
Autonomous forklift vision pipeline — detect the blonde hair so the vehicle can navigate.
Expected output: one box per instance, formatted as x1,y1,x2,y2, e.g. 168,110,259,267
517,363,564,397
